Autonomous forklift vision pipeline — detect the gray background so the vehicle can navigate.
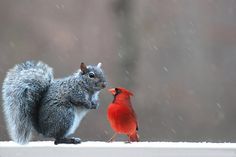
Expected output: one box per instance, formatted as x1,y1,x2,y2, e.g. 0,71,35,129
1,0,236,142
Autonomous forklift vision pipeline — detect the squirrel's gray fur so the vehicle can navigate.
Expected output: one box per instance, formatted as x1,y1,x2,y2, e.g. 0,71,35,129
2,61,106,144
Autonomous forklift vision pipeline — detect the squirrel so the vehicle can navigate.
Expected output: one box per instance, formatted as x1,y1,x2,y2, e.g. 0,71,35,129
2,60,106,145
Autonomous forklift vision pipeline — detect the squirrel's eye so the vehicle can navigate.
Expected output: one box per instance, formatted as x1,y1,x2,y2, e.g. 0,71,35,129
89,72,95,78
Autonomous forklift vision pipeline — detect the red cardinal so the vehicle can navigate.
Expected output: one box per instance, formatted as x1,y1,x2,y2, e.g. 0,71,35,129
107,87,139,142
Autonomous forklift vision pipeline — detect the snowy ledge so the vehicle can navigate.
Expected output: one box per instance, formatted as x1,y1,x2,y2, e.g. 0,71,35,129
1,142,236,157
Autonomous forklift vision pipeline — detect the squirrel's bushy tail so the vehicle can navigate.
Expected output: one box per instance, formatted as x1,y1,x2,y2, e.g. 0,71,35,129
2,61,53,144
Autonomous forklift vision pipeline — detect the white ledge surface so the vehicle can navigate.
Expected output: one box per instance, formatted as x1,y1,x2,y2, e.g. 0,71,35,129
1,141,236,157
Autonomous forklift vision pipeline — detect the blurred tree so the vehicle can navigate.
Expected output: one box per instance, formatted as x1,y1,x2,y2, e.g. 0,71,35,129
112,0,139,88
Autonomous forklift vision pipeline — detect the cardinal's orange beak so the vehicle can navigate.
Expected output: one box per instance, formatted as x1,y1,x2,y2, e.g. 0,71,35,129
108,88,116,95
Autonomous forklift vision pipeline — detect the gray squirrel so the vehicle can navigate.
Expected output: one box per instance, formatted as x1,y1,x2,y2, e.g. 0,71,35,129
2,60,106,145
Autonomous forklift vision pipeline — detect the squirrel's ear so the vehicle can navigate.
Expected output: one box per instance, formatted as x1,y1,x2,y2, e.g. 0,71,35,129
80,62,88,74
97,62,102,68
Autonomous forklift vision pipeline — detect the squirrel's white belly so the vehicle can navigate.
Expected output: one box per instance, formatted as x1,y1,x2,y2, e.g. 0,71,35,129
66,108,89,136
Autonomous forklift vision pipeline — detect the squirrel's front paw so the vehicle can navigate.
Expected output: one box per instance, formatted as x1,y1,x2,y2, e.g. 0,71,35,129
82,100,98,109
83,101,93,109
91,101,99,109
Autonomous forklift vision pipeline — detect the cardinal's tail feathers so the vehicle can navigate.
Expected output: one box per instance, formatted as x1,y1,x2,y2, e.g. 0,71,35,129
129,131,139,142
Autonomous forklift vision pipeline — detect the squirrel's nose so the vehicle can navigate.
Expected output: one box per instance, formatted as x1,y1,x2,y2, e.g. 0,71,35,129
101,82,106,88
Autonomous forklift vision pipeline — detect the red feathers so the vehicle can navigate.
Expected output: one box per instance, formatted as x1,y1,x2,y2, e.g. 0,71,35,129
107,87,139,142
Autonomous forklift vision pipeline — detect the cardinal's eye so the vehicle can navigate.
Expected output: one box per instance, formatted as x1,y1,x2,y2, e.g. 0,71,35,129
115,88,121,94
89,72,95,78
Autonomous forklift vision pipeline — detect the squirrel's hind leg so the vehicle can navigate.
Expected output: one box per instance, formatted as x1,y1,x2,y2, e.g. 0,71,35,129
54,137,81,145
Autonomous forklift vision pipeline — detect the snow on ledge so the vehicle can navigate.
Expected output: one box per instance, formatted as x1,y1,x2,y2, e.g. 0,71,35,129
1,141,236,157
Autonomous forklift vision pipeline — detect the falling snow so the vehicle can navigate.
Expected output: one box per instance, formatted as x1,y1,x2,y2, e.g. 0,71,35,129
163,66,168,72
